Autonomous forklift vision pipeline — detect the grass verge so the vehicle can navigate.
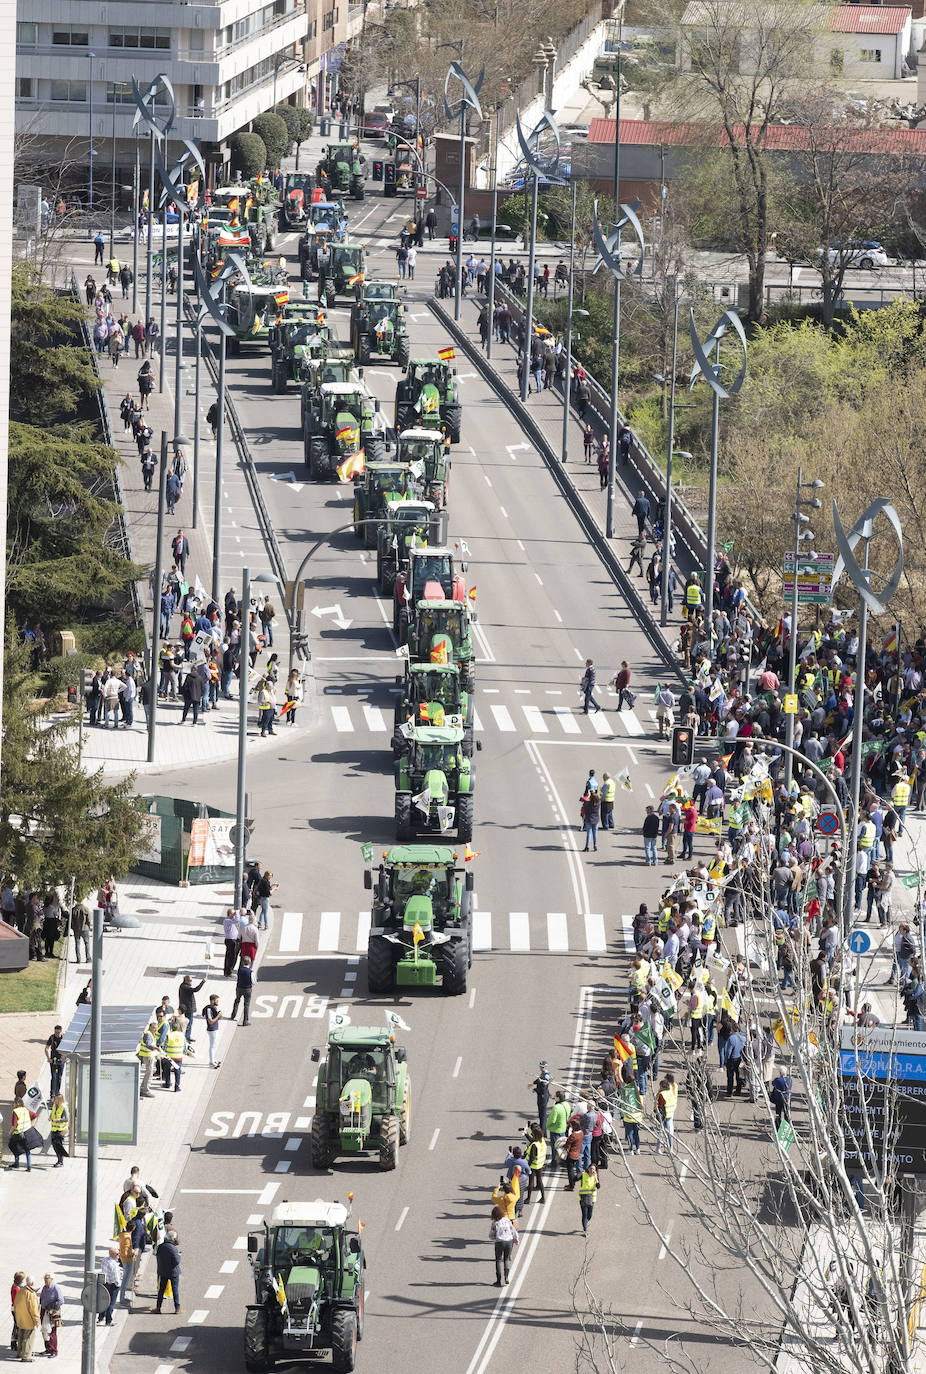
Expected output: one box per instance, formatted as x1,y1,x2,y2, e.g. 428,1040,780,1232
0,945,63,1014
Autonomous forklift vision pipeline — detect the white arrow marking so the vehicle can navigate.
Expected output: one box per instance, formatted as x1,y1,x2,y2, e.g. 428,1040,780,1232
268,471,305,493
311,603,354,629
454,372,477,382
506,443,529,460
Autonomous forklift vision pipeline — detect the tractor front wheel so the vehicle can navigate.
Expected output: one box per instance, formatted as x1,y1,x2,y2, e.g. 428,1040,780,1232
308,435,331,481
444,404,462,444
396,335,411,369
442,936,468,996
379,1115,399,1171
457,793,474,843
310,1111,333,1169
244,1308,270,1373
331,1310,358,1372
367,934,395,994
364,435,385,465
460,660,475,693
325,284,336,311
395,792,413,841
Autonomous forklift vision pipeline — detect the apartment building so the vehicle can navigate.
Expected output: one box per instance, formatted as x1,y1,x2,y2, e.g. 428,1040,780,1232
14,0,349,190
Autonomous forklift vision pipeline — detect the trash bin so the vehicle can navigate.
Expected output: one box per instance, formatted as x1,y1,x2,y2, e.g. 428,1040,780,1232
320,117,331,137
338,120,349,140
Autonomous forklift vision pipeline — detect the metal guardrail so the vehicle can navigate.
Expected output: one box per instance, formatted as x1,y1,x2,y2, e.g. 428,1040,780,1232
185,299,292,629
69,271,146,638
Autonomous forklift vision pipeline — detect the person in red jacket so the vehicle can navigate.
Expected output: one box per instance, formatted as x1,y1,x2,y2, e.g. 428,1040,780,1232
682,800,698,861
613,661,635,711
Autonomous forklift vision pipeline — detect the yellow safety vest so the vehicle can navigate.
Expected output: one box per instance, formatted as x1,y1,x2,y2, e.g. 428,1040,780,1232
601,779,615,803
685,583,702,606
709,857,726,880
702,913,716,942
630,961,649,993
136,1036,154,1059
165,1030,185,1059
578,1171,599,1197
658,907,672,934
893,781,911,808
689,990,705,1020
660,1084,678,1119
11,1106,29,1134
526,1138,547,1170
50,1103,67,1134
858,821,875,850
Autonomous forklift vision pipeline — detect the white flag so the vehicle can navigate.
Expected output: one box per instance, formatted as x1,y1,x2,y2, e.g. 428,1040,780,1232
385,1010,411,1031
328,1009,351,1029
194,575,207,603
403,585,412,603
399,721,415,739
458,539,470,556
395,644,409,659
616,768,632,792
436,805,455,831
413,787,432,815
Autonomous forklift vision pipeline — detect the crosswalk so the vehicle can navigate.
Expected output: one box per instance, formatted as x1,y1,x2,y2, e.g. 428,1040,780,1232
272,910,641,957
322,697,657,741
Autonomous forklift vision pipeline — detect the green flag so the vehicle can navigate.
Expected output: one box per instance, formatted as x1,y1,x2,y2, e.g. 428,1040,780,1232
360,842,373,864
777,1119,796,1151
901,872,921,890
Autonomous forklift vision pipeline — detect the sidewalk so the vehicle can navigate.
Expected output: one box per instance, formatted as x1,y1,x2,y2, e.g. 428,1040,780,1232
71,242,294,779
0,873,254,1372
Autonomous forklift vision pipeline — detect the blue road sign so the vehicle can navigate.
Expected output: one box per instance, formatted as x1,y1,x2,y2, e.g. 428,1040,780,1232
848,929,871,955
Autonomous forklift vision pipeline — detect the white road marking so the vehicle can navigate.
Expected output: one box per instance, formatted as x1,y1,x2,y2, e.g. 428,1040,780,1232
645,783,654,798
279,911,303,953
525,741,589,918
499,506,508,519
472,709,484,730
471,618,496,663
514,689,530,695
484,474,492,487
395,1206,409,1231
584,914,607,951
629,1319,643,1348
274,1160,291,1173
362,704,387,731
247,1215,262,1226
284,1136,301,1151
554,708,580,735
620,915,637,954
344,971,357,982
522,705,548,734
658,1222,673,1260
468,987,476,1009
535,573,543,586
220,1261,239,1274
318,912,340,950
356,911,371,951
589,711,614,736
155,1365,175,1373
331,706,354,732
464,987,599,1374
472,911,492,951
204,1286,224,1300
618,709,644,736
188,1310,209,1324
573,647,584,661
490,704,515,731
295,1116,310,1129
169,1338,192,1353
679,1163,688,1184
452,1056,463,1077
553,609,563,622
429,1128,440,1150
546,913,569,951
517,540,525,551
509,912,530,950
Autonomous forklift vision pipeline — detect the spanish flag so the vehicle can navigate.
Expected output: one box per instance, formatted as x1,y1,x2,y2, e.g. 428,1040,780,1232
884,627,899,653
348,271,365,286
274,289,289,306
227,196,239,212
438,346,455,362
464,844,481,861
257,170,263,185
430,640,449,665
613,1035,635,1063
336,424,359,443
468,587,477,601
412,922,424,945
337,450,365,482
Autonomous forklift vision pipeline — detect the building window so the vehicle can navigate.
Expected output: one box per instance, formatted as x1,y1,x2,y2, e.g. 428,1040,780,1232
16,22,37,45
17,77,34,99
52,26,89,46
109,26,171,50
50,79,87,102
859,48,882,63
234,16,250,40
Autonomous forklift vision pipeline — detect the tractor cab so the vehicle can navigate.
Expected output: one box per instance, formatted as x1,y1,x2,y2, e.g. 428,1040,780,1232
395,426,450,504
308,200,347,238
405,546,465,604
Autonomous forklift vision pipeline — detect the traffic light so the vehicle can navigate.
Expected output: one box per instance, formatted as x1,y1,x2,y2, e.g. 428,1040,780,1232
372,160,383,183
383,162,397,198
79,669,93,697
671,725,694,767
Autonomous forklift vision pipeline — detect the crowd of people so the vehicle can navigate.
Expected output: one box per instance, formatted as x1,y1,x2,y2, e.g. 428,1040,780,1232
85,265,160,369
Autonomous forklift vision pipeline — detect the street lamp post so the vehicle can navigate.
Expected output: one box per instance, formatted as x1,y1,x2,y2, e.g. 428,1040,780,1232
654,293,692,627
486,104,500,362
560,176,579,461
145,126,156,330
78,904,104,1374
132,131,140,314
605,62,622,540
784,468,823,790
88,53,96,211
148,431,190,764
234,570,281,905
444,59,484,323
517,105,561,403
108,85,120,260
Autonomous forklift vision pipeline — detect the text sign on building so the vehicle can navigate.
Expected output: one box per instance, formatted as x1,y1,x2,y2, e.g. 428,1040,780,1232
783,551,834,605
840,1027,926,1174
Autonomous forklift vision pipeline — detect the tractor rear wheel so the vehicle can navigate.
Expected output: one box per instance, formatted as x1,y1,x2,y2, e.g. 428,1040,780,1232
310,1111,333,1169
379,1114,399,1171
366,934,395,994
444,404,462,444
441,936,468,996
460,660,475,693
308,435,331,481
399,1079,411,1145
395,403,414,433
457,793,474,843
331,1310,358,1372
364,435,385,464
325,284,336,310
363,514,377,549
395,792,413,841
271,361,286,394
352,496,365,540
244,1308,270,1372
396,334,411,369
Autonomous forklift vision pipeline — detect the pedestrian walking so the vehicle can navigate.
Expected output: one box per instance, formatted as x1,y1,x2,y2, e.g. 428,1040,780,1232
137,359,154,410
627,534,646,577
177,975,205,1048
155,1232,182,1314
49,1095,68,1167
631,493,651,536
45,1025,64,1099
489,1208,517,1286
94,232,105,265
581,786,600,852
203,994,222,1067
580,659,601,715
39,1274,62,1358
232,957,254,1025
577,1165,599,1232
406,245,416,280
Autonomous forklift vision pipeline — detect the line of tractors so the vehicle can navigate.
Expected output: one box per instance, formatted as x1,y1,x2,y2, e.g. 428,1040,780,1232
243,163,483,1374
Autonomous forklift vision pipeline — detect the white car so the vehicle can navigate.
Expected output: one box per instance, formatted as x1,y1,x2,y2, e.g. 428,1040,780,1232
824,240,889,269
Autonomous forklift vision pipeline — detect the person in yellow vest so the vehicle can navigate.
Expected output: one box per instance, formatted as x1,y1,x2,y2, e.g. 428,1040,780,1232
701,910,716,948
892,778,911,835
600,773,616,830
137,1022,158,1099
577,1164,600,1231
524,1124,548,1203
50,1094,69,1168
7,1101,39,1171
655,1073,678,1154
164,1018,186,1093
688,981,706,1052
708,847,727,882
683,576,702,620
857,814,876,852
629,955,650,1002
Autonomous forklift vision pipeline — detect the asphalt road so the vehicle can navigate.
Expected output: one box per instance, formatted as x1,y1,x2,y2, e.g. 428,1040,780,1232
110,170,764,1374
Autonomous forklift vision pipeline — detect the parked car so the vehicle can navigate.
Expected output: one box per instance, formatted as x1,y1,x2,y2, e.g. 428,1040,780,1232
362,111,391,140
823,240,890,269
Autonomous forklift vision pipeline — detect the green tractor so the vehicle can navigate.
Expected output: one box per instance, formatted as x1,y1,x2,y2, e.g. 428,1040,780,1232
393,544,466,634
375,500,434,593
364,846,474,995
405,598,476,692
395,359,462,445
317,243,366,309
317,142,365,200
298,200,348,279
352,462,424,548
349,283,410,368
301,357,359,429
245,1199,365,1373
225,281,290,354
304,382,386,481
310,1026,410,1170
392,662,475,757
270,315,337,393
394,427,450,508
210,185,277,253
394,724,474,842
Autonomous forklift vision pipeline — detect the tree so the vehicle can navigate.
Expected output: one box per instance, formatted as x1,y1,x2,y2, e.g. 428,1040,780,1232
229,132,267,181
10,265,99,427
0,638,150,893
291,108,315,171
252,113,289,171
